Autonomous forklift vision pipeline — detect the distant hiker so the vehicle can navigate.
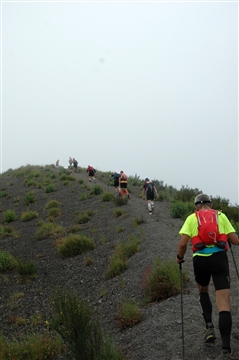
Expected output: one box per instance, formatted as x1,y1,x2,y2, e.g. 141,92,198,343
69,157,73,167
72,158,78,173
176,194,239,360
87,165,96,182
55,160,59,168
142,178,158,215
119,170,129,198
110,172,121,195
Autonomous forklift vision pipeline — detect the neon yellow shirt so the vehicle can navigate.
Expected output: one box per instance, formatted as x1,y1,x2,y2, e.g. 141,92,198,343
179,211,235,256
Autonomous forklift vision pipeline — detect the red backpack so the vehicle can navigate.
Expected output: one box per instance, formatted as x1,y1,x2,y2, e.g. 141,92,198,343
191,209,228,252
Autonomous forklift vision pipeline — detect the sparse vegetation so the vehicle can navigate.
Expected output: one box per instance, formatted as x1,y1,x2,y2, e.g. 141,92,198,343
35,222,64,240
21,211,38,222
0,333,63,359
56,234,95,258
141,257,188,303
106,237,141,279
118,298,143,329
24,190,36,205
3,209,18,223
50,289,127,360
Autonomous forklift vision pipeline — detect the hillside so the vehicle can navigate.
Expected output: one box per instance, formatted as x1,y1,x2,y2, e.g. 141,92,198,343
0,165,239,360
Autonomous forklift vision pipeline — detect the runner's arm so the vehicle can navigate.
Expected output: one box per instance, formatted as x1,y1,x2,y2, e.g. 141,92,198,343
228,232,239,245
153,186,158,198
176,234,190,263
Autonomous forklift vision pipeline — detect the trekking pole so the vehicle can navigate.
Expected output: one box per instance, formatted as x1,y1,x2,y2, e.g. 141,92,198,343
179,261,185,360
228,241,239,282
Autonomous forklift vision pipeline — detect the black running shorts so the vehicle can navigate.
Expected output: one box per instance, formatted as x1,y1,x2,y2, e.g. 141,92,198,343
146,192,154,201
114,180,119,187
193,251,230,290
120,183,127,189
89,170,94,176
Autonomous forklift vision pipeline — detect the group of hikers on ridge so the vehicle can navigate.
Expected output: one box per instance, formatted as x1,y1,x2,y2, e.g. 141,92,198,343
110,171,158,214
54,160,239,359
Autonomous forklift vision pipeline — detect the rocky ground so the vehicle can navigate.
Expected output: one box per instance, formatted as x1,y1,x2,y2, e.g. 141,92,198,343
0,165,239,360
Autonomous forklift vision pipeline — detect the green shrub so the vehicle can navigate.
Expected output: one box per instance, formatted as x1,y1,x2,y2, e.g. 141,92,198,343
106,255,128,279
35,222,64,240
60,174,75,181
47,207,62,218
106,237,141,279
174,185,200,203
80,193,87,201
113,208,126,217
118,299,143,329
101,192,115,202
56,234,95,258
78,213,91,224
78,179,84,184
21,211,38,222
69,224,83,233
45,200,62,209
116,226,124,233
24,191,36,205
90,185,103,195
0,225,19,239
114,196,128,206
0,191,7,198
141,258,188,303
15,258,37,280
50,289,126,360
24,179,36,187
0,333,62,360
45,184,56,193
0,250,16,272
170,201,194,219
133,214,145,227
3,209,18,223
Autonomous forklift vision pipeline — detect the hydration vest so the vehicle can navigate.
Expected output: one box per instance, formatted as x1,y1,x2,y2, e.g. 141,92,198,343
191,209,228,252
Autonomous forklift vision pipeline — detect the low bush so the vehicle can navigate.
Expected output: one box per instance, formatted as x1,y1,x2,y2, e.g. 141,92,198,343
45,184,56,193
101,192,115,202
15,258,37,280
141,257,188,303
24,191,36,205
45,200,62,209
0,225,19,239
47,207,62,218
3,209,18,223
114,196,128,206
118,299,143,329
50,289,126,360
21,211,38,222
0,191,7,198
113,208,126,217
133,214,145,227
0,250,16,272
35,222,64,240
90,185,103,195
56,234,95,258
106,237,141,279
0,333,63,360
170,201,194,219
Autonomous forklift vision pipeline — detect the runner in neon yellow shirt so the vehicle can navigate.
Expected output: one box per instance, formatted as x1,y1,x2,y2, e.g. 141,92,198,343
176,194,239,359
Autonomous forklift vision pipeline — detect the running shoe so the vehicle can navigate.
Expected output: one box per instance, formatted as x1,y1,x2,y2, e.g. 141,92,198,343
149,211,152,215
204,324,216,344
221,350,238,360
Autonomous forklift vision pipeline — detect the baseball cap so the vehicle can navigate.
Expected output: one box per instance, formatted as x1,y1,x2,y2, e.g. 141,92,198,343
194,194,212,205
145,178,149,181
